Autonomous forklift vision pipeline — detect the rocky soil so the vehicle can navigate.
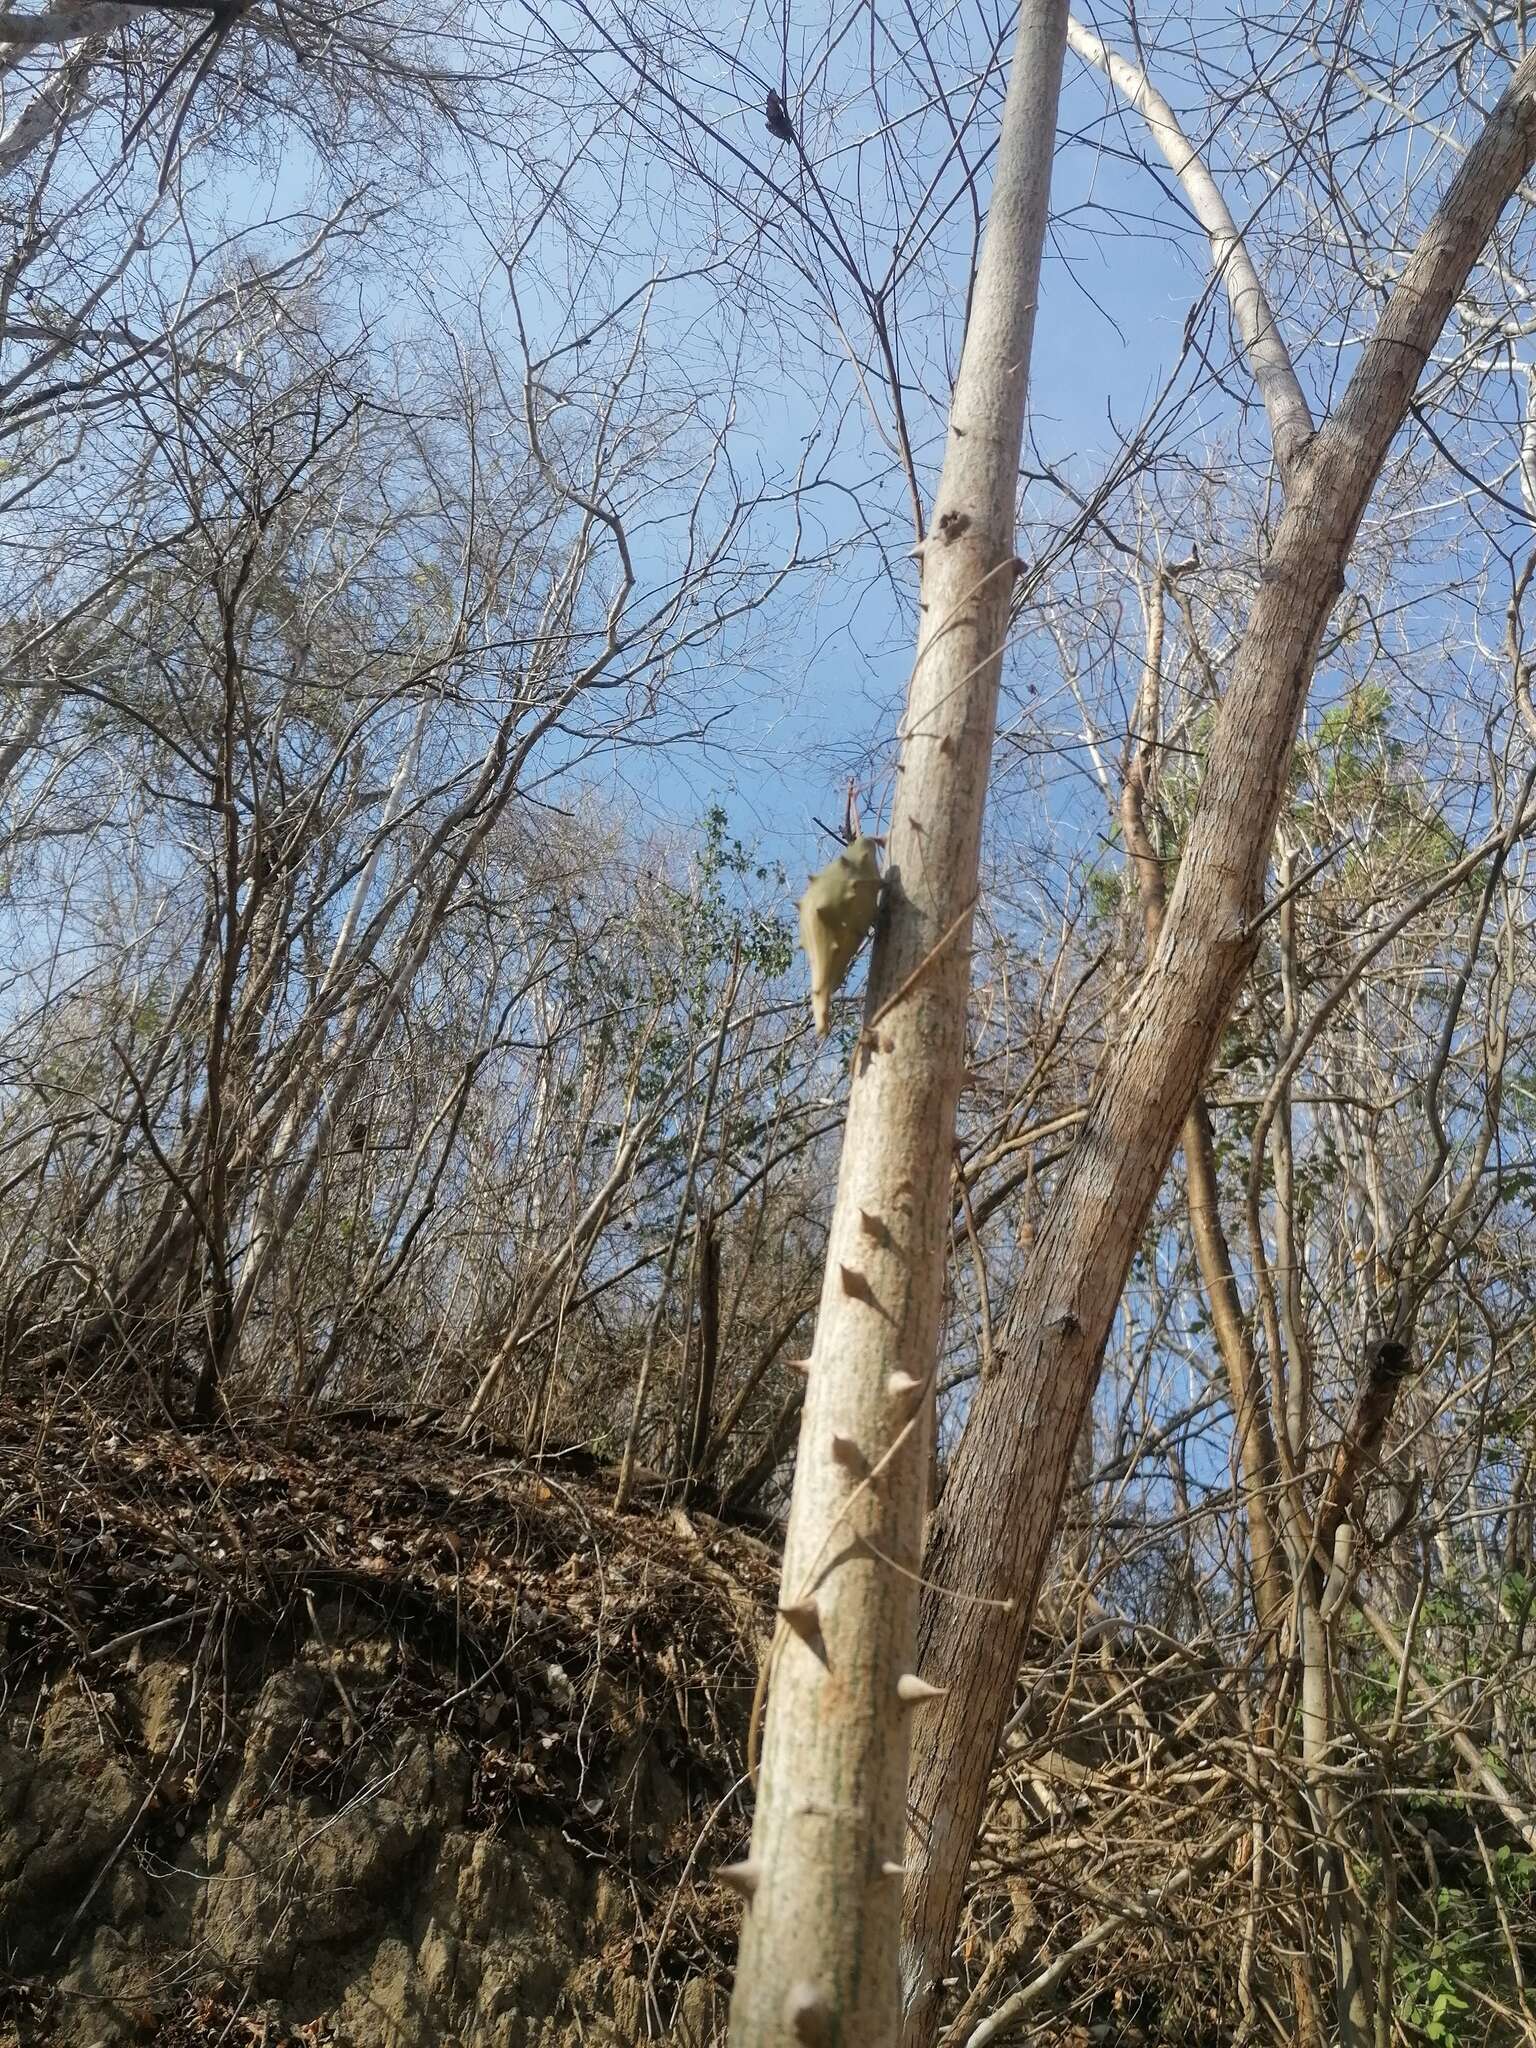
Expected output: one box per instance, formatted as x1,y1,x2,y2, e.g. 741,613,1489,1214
0,1385,776,2046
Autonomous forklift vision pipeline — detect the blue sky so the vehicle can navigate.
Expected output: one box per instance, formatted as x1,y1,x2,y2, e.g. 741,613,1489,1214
53,0,1528,935
204,8,1216,882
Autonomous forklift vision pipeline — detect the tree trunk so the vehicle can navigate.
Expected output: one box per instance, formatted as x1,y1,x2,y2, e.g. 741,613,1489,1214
725,6,1069,2043
900,48,1536,2044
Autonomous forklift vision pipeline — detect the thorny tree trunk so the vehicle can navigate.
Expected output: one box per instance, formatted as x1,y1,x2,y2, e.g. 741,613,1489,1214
900,47,1536,2046
725,5,1069,2043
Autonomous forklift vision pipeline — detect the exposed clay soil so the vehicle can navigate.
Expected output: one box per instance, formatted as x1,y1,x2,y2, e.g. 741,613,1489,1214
0,1382,777,2046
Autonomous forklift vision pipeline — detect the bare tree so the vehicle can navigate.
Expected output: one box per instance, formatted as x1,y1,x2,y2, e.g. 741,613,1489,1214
726,5,1069,2043
902,35,1536,2047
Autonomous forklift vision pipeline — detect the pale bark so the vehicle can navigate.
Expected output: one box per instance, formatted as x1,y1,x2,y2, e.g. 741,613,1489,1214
0,41,91,171
0,5,138,48
0,675,58,801
901,47,1536,2044
1065,15,1313,482
725,4,1069,2043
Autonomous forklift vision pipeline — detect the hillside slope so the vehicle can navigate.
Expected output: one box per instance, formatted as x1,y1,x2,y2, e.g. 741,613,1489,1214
0,1386,774,2046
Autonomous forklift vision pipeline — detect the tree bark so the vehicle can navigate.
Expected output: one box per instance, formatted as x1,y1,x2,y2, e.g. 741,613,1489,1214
725,6,1069,2044
1119,565,1289,1638
900,47,1536,2044
1064,14,1313,484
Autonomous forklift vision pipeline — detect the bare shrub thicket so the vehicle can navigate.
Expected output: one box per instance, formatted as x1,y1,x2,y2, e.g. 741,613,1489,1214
8,2,1536,2045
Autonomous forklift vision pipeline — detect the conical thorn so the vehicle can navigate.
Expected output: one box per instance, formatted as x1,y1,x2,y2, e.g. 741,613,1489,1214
880,1859,913,1878
779,1597,821,1641
829,1432,865,1473
785,1982,831,2043
897,1672,948,1704
887,1370,924,1405
787,1357,812,1375
838,1263,877,1306
717,1859,761,1898
858,1207,894,1248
